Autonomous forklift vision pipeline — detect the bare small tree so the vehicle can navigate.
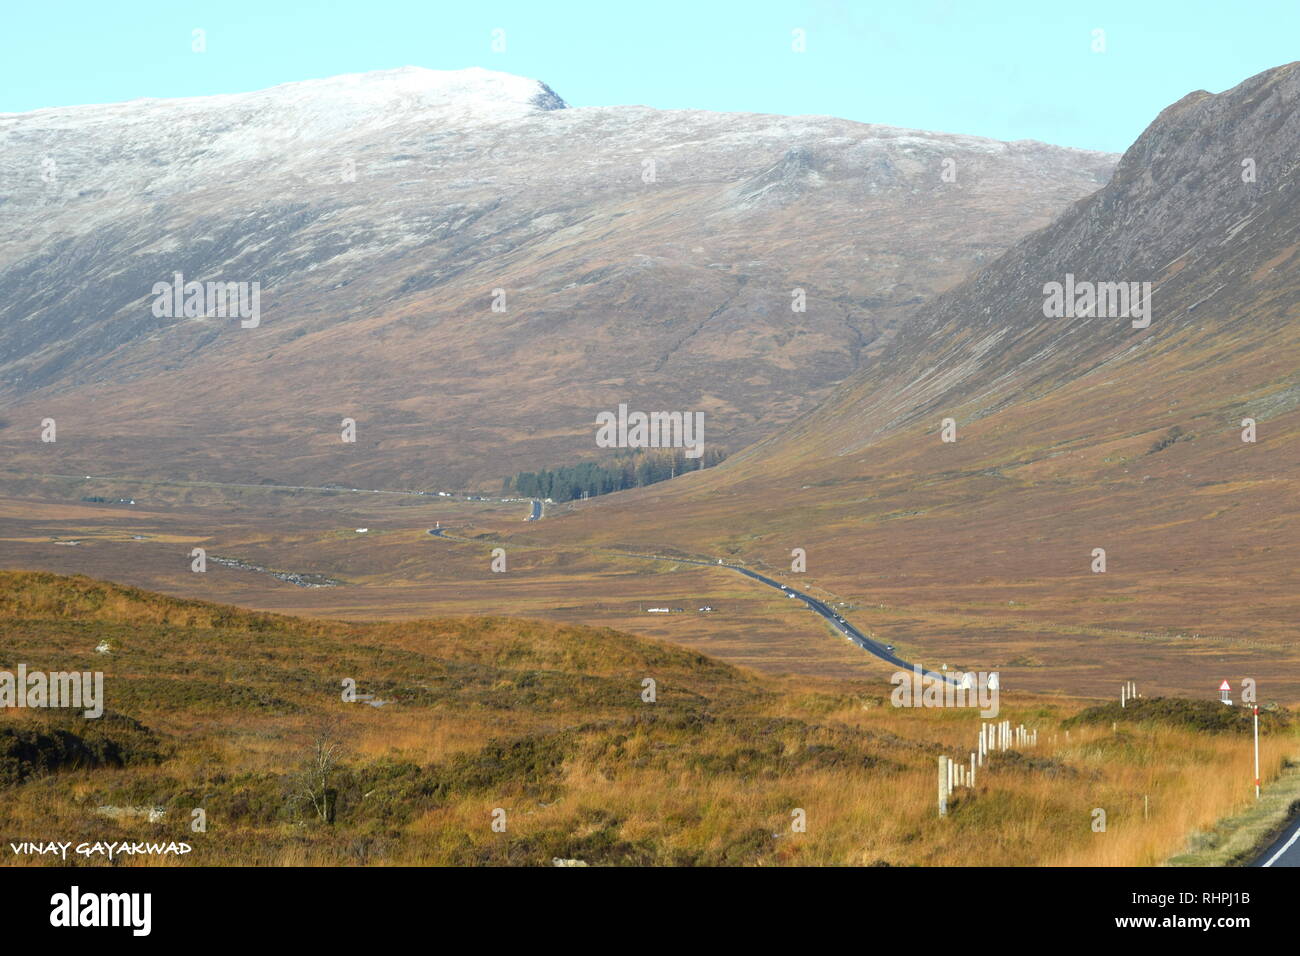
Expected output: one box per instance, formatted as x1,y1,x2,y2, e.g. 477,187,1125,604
298,725,344,824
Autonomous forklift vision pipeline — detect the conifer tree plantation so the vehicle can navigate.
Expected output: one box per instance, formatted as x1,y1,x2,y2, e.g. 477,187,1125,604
505,448,728,502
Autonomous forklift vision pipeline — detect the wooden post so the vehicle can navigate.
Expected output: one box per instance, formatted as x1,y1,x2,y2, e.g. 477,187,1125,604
938,756,949,816
1254,705,1260,800
970,752,976,788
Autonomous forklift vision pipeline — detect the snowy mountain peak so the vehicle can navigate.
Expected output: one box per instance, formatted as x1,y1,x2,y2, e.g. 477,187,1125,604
1,66,567,135
247,66,569,119
0,67,570,201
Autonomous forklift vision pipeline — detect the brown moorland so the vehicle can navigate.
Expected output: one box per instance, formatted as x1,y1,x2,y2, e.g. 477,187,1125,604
1,572,1292,867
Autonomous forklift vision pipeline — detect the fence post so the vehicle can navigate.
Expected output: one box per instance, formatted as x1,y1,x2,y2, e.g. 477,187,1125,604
938,756,949,817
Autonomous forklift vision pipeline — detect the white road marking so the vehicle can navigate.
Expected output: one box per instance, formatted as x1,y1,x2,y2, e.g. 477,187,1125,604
1262,823,1300,867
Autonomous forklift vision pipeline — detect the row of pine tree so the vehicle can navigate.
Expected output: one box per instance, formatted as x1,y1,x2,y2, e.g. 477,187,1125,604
505,447,727,502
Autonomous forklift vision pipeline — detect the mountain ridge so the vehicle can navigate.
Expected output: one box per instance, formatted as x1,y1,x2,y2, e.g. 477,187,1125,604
0,67,1116,487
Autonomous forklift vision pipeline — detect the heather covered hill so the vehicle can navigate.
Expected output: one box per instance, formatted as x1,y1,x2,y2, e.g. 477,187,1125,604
0,67,1114,487
1,572,1289,866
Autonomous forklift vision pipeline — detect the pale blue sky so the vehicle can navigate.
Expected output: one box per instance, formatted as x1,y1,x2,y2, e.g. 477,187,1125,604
3,1,1295,152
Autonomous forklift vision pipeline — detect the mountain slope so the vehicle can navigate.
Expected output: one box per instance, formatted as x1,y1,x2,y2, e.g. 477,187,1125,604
0,67,1114,487
519,62,1300,696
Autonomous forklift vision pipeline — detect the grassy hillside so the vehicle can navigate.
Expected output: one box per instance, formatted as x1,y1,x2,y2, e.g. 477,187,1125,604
499,63,1300,701
1,571,1293,866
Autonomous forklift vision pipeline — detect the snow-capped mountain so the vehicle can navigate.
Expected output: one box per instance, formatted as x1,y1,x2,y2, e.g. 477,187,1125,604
0,68,1116,487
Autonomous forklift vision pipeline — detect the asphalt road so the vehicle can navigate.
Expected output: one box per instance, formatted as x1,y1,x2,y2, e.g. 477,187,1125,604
1254,813,1300,867
424,530,938,675
599,549,955,683
12,470,526,507
725,564,954,683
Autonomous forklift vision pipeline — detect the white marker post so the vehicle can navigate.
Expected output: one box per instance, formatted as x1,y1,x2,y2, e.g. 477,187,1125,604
938,756,949,817
1254,704,1260,800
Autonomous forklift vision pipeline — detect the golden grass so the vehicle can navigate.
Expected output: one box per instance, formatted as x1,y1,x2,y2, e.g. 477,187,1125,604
1,571,1293,866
